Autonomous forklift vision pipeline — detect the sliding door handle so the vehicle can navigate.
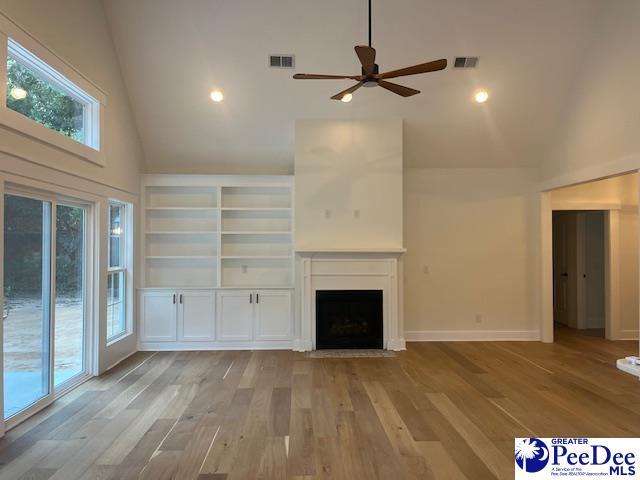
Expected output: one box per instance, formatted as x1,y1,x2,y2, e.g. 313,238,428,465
249,293,253,304
173,294,176,304
256,293,259,304
179,294,183,304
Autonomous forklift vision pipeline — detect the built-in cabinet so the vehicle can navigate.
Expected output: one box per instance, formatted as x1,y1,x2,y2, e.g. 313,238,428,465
137,175,294,350
216,289,292,342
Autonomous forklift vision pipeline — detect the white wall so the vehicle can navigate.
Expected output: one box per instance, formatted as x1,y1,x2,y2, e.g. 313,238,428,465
404,168,539,340
295,119,403,250
0,0,144,373
0,0,144,195
541,0,640,188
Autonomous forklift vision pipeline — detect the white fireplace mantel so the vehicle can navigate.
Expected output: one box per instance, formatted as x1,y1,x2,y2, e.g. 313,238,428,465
294,249,406,352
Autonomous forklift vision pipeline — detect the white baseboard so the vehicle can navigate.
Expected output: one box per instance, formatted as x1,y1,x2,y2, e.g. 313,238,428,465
138,340,293,351
292,339,313,352
387,338,407,351
618,330,640,341
405,330,541,342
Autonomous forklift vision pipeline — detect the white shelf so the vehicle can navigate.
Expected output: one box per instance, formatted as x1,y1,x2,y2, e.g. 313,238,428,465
220,207,291,212
146,207,218,211
142,176,293,289
221,231,291,235
146,256,217,260
146,231,217,235
220,255,292,260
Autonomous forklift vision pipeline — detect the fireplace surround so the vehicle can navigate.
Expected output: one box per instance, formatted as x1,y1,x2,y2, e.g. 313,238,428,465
295,249,406,351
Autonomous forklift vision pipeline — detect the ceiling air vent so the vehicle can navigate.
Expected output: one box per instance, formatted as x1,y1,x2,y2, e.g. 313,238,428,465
454,56,478,68
269,54,295,69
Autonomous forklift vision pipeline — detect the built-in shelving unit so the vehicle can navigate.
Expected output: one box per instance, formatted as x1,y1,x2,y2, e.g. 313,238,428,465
141,175,294,289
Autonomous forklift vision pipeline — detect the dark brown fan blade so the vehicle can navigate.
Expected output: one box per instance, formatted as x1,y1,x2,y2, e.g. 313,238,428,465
330,82,364,100
354,46,376,75
377,59,447,80
293,73,361,80
378,80,420,97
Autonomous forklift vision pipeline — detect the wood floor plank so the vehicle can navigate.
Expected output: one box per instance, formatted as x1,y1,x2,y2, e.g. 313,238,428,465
1,327,639,480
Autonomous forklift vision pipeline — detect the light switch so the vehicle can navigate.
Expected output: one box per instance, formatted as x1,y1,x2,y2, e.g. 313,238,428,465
353,209,360,219
324,209,331,219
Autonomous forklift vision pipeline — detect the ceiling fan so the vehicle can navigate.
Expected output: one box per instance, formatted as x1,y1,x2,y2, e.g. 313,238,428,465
293,0,447,100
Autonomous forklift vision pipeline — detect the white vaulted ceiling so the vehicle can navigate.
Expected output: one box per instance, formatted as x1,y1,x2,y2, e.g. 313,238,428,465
103,0,606,174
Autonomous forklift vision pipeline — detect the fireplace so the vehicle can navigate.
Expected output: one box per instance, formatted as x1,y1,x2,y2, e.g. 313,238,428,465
315,290,383,349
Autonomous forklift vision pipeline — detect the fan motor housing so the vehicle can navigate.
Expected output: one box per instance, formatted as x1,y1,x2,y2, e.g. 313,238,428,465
363,64,380,86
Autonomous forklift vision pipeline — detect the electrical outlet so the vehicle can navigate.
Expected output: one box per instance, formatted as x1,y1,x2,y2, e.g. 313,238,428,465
324,209,331,219
241,264,248,274
423,265,430,275
475,313,482,323
353,209,360,219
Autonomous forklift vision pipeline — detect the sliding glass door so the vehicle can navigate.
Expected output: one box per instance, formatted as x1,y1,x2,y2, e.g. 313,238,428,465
3,194,52,418
3,193,90,421
54,204,86,387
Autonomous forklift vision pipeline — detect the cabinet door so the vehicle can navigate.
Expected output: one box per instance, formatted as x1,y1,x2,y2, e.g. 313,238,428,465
216,290,254,341
139,290,177,342
254,290,292,341
179,290,215,341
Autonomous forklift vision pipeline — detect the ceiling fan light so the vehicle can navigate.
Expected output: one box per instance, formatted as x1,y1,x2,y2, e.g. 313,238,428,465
341,93,353,103
210,89,224,102
474,89,489,103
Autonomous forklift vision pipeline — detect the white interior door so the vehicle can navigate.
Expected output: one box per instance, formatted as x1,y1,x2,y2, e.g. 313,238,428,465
254,290,292,341
179,290,215,341
216,290,253,341
140,290,177,342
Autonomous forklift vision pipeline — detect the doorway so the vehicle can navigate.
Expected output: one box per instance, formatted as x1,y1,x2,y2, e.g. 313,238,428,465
552,211,606,337
3,190,92,423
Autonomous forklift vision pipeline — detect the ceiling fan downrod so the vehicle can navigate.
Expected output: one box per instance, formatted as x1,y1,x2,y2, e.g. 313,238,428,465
368,0,372,47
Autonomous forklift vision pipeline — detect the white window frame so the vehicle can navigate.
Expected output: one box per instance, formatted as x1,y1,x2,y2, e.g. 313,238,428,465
2,182,96,430
0,14,106,166
107,200,133,345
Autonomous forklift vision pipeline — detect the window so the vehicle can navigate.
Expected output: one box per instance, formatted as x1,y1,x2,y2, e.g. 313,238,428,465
107,201,130,342
3,38,100,151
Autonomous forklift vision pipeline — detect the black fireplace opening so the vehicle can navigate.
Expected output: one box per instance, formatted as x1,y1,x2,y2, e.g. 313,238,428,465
316,290,383,349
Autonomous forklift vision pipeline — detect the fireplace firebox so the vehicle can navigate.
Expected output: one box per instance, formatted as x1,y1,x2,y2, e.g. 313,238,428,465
315,290,383,349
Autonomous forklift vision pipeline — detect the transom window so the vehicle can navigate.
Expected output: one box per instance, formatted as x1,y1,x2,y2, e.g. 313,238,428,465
5,38,100,150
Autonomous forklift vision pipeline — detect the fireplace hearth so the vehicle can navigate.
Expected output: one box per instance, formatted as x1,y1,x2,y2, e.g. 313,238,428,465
316,290,383,349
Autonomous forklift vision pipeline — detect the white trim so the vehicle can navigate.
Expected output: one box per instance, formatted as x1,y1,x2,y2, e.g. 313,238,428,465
138,340,293,351
405,330,541,342
0,14,105,165
106,200,133,344
102,349,138,373
0,12,106,100
618,330,639,340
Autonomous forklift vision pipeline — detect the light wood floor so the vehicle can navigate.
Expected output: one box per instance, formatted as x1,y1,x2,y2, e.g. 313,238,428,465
0,327,639,480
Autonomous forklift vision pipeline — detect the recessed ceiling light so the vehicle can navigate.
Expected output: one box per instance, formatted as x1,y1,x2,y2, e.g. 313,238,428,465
210,89,224,102
10,87,27,100
341,93,353,103
474,89,489,103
